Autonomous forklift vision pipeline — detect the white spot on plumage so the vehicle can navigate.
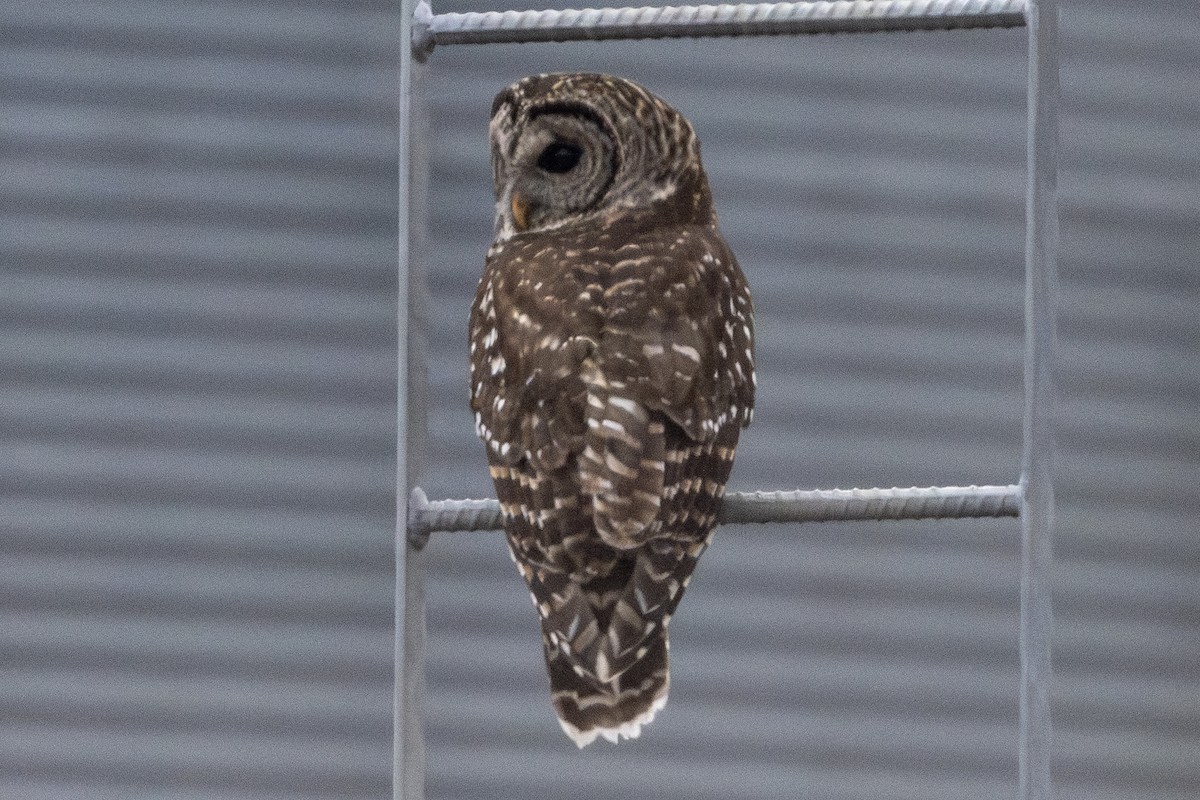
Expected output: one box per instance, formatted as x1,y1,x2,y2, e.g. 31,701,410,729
633,586,650,613
600,418,626,435
671,344,700,363
594,652,611,683
608,396,639,415
604,451,638,479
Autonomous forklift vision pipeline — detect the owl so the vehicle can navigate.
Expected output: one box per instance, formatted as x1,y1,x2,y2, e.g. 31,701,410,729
469,73,755,747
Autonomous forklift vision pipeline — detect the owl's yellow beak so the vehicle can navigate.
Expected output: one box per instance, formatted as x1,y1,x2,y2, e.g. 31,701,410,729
510,192,532,232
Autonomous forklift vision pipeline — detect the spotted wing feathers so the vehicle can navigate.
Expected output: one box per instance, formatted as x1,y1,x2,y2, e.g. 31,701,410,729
469,226,754,746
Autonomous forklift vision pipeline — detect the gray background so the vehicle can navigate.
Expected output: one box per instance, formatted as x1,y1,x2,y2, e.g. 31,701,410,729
2,1,1196,798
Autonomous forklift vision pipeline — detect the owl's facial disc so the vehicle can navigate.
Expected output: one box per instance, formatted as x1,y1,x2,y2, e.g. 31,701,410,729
511,139,584,231
504,110,616,234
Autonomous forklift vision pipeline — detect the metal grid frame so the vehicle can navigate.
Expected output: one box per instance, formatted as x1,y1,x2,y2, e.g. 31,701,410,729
398,1,1058,797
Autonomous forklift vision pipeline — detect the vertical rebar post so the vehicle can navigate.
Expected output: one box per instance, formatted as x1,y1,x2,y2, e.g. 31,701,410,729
398,0,429,796
1020,0,1058,798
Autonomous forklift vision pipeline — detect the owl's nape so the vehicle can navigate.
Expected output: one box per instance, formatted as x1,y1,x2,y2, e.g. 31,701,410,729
470,73,755,747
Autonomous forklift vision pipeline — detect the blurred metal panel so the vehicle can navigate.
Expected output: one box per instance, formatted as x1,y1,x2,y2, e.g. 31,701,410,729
2,1,1197,800
0,1,398,798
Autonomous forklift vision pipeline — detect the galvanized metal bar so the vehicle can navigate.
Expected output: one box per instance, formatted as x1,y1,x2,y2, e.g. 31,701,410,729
398,0,429,796
409,484,1021,538
1019,0,1058,798
413,0,1027,54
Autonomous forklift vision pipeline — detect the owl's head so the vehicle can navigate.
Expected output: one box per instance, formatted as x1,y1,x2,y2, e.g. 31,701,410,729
489,73,713,241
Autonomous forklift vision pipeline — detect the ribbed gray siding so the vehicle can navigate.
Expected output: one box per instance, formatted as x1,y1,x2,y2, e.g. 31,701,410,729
1,2,397,798
2,1,1197,799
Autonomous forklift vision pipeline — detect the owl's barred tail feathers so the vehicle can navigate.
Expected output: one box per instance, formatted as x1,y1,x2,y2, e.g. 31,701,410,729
546,629,670,747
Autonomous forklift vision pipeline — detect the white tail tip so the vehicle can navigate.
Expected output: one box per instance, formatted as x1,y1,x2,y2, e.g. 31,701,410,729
557,692,669,748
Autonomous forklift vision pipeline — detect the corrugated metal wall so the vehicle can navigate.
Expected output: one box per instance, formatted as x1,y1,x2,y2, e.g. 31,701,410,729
2,2,1197,799
1,2,397,798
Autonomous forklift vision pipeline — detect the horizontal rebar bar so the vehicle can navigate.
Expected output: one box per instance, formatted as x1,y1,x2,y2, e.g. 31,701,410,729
408,483,1020,541
413,0,1028,55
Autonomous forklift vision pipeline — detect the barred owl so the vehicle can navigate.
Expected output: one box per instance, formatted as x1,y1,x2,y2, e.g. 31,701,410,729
469,73,754,747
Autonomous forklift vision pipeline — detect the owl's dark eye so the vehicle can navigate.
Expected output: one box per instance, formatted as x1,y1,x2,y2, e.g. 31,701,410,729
537,141,583,174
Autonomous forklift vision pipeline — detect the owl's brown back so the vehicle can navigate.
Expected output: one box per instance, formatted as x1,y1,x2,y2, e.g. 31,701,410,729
470,73,754,746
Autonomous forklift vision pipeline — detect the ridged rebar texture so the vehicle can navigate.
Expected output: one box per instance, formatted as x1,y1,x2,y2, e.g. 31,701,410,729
413,0,1028,53
1019,1,1058,797
408,484,1020,538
